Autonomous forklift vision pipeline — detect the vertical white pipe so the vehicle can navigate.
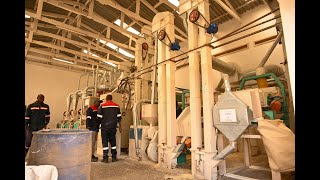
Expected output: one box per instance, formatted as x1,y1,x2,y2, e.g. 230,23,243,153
135,39,143,122
199,1,217,179
165,13,176,150
157,34,167,147
151,33,158,104
187,8,203,176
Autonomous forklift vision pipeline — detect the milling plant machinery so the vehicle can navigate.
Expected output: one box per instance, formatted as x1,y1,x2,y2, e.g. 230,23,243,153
129,103,158,162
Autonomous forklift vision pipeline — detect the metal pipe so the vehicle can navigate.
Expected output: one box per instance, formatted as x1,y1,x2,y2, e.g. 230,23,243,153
213,141,237,160
241,64,284,79
222,74,231,92
215,78,224,91
132,99,150,160
258,30,283,67
212,56,237,76
94,65,99,96
86,73,90,87
67,90,82,112
73,90,83,111
132,99,158,160
151,32,158,105
66,93,74,112
77,72,91,90
92,67,95,96
84,86,94,96
111,87,118,93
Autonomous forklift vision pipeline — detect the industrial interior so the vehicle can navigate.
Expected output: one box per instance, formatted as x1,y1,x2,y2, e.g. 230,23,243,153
25,0,295,179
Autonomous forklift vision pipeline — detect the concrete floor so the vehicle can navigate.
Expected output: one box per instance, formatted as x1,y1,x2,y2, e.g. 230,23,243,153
90,147,295,180
25,137,294,180
90,155,193,180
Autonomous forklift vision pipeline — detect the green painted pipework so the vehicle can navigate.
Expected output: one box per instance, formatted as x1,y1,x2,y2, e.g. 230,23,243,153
181,90,190,110
239,73,289,127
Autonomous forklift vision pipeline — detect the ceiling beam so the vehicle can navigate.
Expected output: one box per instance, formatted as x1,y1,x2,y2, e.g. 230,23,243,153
26,60,89,73
214,0,241,22
26,55,93,70
28,47,113,69
26,21,58,29
46,0,87,16
97,0,151,25
41,10,76,20
141,0,158,14
25,11,135,52
88,0,94,18
32,29,132,61
60,0,87,9
136,0,140,15
25,20,38,57
213,0,256,23
161,0,178,11
224,0,240,17
45,0,140,40
26,0,43,57
26,39,121,65
154,1,162,8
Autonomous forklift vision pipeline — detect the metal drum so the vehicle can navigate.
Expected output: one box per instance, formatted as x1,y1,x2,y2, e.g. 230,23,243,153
27,129,92,180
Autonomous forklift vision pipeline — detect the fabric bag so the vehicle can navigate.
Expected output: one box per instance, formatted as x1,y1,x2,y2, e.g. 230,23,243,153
257,119,295,172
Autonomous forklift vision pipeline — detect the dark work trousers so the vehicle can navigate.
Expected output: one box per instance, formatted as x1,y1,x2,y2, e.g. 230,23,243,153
25,129,33,157
91,131,98,156
101,129,117,159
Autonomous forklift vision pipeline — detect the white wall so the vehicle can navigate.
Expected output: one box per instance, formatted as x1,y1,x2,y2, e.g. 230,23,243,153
25,63,90,127
175,4,286,90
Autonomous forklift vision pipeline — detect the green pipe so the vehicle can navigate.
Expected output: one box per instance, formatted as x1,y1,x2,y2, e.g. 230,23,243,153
239,73,289,127
181,90,190,110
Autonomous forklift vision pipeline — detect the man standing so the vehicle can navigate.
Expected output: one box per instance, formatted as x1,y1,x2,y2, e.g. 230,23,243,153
25,94,50,157
97,94,122,163
86,99,102,162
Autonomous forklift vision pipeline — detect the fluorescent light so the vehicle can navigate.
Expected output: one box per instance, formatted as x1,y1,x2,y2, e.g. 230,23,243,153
83,49,100,58
106,42,118,50
114,19,126,28
106,42,135,58
83,49,117,67
168,0,179,7
92,53,99,58
119,49,135,58
114,19,141,36
95,40,135,59
99,39,107,44
103,61,117,67
52,57,74,64
25,15,30,18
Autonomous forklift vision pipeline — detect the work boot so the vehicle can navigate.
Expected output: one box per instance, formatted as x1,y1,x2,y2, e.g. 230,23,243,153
112,157,118,162
101,158,108,163
91,155,98,162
